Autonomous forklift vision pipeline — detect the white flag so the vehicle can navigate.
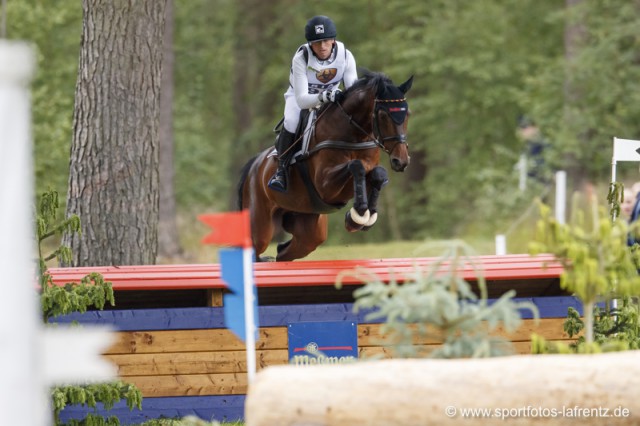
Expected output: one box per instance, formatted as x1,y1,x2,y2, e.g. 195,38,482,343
613,137,640,162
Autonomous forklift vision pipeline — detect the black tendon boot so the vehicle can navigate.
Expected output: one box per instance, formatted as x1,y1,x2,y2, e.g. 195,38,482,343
268,129,296,192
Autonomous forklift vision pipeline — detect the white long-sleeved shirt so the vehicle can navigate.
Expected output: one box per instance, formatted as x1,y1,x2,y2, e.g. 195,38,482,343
286,41,357,110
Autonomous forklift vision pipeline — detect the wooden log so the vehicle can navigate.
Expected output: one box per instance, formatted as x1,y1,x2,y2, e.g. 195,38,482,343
245,351,640,425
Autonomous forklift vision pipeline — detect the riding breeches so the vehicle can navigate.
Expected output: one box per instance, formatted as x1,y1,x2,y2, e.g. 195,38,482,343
283,93,302,134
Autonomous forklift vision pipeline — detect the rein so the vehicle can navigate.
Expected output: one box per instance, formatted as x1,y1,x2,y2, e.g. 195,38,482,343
297,90,408,159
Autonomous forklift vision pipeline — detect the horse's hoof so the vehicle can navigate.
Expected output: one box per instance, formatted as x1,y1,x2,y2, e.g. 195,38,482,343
345,210,364,232
277,240,291,255
364,212,377,227
349,207,370,225
258,255,276,262
361,212,378,231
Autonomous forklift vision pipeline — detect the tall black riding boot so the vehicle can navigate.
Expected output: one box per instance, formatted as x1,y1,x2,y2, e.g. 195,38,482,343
268,129,296,193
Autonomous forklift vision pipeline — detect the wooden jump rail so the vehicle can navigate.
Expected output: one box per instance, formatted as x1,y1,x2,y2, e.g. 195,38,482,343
47,253,563,291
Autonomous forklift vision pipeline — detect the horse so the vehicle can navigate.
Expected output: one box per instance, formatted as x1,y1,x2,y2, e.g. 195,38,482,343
238,71,413,261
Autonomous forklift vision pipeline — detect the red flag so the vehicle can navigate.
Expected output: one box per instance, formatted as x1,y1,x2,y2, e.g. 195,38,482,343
198,210,252,248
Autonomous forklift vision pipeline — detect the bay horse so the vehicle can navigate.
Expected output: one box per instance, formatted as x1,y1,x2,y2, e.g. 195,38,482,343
238,72,413,261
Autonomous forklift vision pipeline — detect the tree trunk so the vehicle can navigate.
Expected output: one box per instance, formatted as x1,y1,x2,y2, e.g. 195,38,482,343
246,353,640,425
64,0,166,266
563,0,588,194
157,0,182,261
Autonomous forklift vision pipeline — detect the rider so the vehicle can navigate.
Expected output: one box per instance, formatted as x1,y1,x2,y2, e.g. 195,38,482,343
268,15,359,193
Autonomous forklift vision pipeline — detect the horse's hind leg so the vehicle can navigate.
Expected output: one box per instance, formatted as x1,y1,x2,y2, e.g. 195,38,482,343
276,213,328,261
247,195,277,262
362,166,389,231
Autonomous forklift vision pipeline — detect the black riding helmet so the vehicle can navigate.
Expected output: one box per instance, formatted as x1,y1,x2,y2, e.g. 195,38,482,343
305,15,337,42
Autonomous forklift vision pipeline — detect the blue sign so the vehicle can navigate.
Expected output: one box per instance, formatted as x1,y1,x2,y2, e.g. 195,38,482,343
219,247,259,342
288,321,358,365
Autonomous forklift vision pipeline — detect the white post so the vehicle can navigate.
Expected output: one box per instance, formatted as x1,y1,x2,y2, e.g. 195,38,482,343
611,155,618,222
555,170,567,225
517,154,527,192
0,40,45,425
243,247,257,383
495,235,506,255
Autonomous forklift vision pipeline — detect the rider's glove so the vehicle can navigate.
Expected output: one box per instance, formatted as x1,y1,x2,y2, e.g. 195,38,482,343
318,89,344,104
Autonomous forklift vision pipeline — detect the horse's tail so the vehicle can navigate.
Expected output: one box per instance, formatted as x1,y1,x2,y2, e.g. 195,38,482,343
237,155,258,211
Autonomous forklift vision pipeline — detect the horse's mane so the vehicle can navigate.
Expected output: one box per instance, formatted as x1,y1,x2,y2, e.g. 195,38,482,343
316,71,392,115
343,71,393,99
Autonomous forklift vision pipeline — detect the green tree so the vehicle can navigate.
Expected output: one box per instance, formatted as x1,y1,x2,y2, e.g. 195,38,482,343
523,1,640,191
14,1,640,248
530,196,640,346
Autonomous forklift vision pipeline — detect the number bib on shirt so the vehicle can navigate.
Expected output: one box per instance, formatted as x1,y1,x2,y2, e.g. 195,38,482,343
298,41,347,94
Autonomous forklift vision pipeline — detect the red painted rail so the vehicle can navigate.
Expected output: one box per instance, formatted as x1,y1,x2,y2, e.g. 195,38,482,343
47,254,563,291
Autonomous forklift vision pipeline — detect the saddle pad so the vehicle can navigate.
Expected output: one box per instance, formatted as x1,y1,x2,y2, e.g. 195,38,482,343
268,109,316,163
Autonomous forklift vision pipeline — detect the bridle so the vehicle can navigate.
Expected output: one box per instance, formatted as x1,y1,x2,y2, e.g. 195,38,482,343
302,88,409,158
334,96,408,156
372,98,409,153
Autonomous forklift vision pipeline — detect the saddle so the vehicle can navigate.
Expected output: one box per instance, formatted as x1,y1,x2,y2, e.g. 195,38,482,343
270,110,346,213
270,109,315,165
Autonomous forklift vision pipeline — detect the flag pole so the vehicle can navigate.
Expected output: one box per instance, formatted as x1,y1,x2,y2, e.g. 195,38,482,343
243,246,257,384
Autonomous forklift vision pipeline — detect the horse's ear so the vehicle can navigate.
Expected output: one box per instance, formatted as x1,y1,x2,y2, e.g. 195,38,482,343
398,75,414,94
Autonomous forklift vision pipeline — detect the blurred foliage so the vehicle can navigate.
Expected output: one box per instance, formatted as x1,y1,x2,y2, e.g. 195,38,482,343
52,382,142,426
36,189,141,425
37,189,115,321
6,0,640,243
530,194,640,350
338,240,539,358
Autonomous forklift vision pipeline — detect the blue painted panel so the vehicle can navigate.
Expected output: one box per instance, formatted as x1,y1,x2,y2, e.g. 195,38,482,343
58,395,245,425
52,297,583,330
515,296,583,319
288,321,358,362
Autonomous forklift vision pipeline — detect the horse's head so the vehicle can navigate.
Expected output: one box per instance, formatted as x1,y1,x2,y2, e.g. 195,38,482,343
373,75,413,172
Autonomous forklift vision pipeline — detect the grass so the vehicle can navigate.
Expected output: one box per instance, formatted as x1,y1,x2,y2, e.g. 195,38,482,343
170,209,531,264
164,238,498,265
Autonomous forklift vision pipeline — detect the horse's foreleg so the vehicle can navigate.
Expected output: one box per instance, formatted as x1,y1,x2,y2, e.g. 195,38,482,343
344,160,371,232
362,166,389,230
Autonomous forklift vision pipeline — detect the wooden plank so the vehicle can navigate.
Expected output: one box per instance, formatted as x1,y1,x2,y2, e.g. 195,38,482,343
108,337,578,380
106,349,288,376
206,289,224,307
112,341,579,399
105,318,572,355
124,373,249,397
357,318,572,346
105,328,289,355
359,340,576,358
